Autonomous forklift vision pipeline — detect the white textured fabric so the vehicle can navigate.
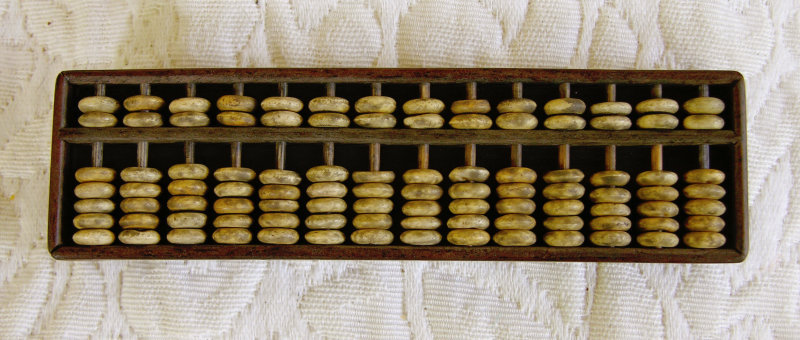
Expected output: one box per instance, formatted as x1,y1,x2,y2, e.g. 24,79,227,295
0,0,798,338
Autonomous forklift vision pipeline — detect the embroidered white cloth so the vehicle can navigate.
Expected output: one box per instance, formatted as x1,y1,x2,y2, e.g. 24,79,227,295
0,1,798,338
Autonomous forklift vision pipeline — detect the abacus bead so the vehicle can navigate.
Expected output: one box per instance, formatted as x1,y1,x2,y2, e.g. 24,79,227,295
400,230,442,245
167,212,207,228
351,229,394,245
79,112,117,127
590,116,631,130
353,198,393,214
636,114,679,129
543,183,585,200
121,167,162,183
494,214,536,230
355,96,396,114
448,183,491,199
638,217,679,232
542,200,584,216
305,214,347,229
214,167,256,182
543,231,584,247
258,213,300,228
119,213,159,229
590,102,632,115
309,97,349,113
169,164,209,180
684,215,725,232
261,111,303,127
121,198,160,213
168,179,207,196
308,112,350,127
169,97,211,113
683,115,725,129
447,229,490,246
635,98,679,114
217,111,256,126
544,98,585,115
590,216,631,231
404,114,445,129
170,112,210,127
590,170,629,187
79,96,119,113
497,98,537,114
543,216,584,230
353,183,394,198
684,199,726,216
123,112,163,127
403,98,445,115
73,213,114,229
637,231,679,248
544,115,586,130
637,201,679,217
683,97,725,114
543,169,584,183
213,198,254,214
353,214,392,229
257,228,299,245
496,167,537,184
496,183,535,199
124,95,164,111
590,203,631,216
683,232,725,248
74,199,114,213
259,169,302,185
496,113,538,130
449,166,490,182
590,231,631,247
259,199,300,213
213,214,252,228
119,182,160,198
449,114,492,129
167,196,207,211
305,230,345,245
217,95,256,112
401,184,442,200
636,170,678,186
306,165,348,183
404,169,443,184
451,99,491,114
683,184,726,199
449,199,490,215
212,228,252,244
118,230,160,245
75,182,116,199
590,188,631,203
306,198,347,213
73,229,115,245
493,230,536,246
496,198,536,214
354,113,396,128
684,169,725,184
352,171,395,184
76,167,116,183
306,182,347,198
401,217,441,229
636,186,679,201
261,97,303,112
167,229,207,244
402,201,441,216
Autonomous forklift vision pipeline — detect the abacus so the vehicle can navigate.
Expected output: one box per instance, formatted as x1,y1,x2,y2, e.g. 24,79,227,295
48,69,747,262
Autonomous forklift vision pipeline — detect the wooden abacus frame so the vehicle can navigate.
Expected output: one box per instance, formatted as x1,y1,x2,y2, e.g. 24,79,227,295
48,68,747,262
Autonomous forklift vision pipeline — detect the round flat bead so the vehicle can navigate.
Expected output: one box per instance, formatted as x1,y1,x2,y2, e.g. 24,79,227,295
544,98,585,115
354,183,394,198
636,98,678,114
214,167,256,182
590,203,630,216
73,213,114,229
494,214,535,230
305,214,347,229
496,167,536,184
543,216,583,231
543,183,585,200
353,214,392,229
213,198,253,214
258,213,300,228
684,199,726,216
306,198,347,213
543,231,584,247
402,201,441,216
448,183,491,199
638,217,679,232
259,169,302,185
261,97,303,112
544,115,586,130
590,188,630,203
305,230,345,245
401,216,441,230
403,98,445,115
79,96,119,113
119,213,158,229
217,95,256,112
494,230,536,246
257,228,299,245
496,183,535,199
447,229,490,246
169,164,209,180
167,212,207,229
74,199,114,213
543,169,584,184
684,169,725,184
124,95,164,111
683,97,724,114
169,97,211,113
451,99,491,114
352,171,395,184
496,113,537,130
590,116,631,130
260,111,302,127
121,198,159,213
76,167,116,183
497,98,536,114
351,229,394,245
353,198,393,214
259,199,299,213
168,179,207,196
119,183,160,198
589,216,631,231
355,96,396,114
637,231,678,248
683,184,726,199
684,215,725,232
306,182,347,198
683,115,724,129
214,181,253,197
217,111,256,126
590,231,631,247
309,97,349,113
212,228,252,244
496,198,535,214
636,114,678,129
683,231,725,249
449,166,490,183
543,200,584,216
75,182,116,199
213,214,252,228
404,114,444,129
306,165,348,183
637,186,679,201
400,230,441,245
449,114,492,129
123,112,163,127
167,196,207,211
354,113,396,128
590,170,629,187
590,101,632,115
121,167,162,183
637,201,679,217
119,230,160,245
79,112,117,127
449,199,490,215
636,170,678,186
403,169,445,186
170,112,210,127
402,183,445,200
167,229,207,244
73,229,115,245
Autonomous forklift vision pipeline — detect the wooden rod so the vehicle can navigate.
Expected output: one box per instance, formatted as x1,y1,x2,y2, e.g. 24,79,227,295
465,144,476,166
233,83,244,96
369,143,380,171
512,82,523,99
140,83,150,96
91,142,102,167
651,144,663,171
418,144,429,169
95,84,105,97
231,142,242,167
607,83,616,102
326,83,335,97
560,83,570,98
559,144,570,169
372,83,381,96
466,82,477,100
605,145,616,170
275,141,286,170
700,84,709,97
652,84,662,98
185,141,195,164
511,144,522,167
279,82,288,97
699,144,710,169
420,82,430,99
187,83,196,97
323,142,334,166
137,141,148,168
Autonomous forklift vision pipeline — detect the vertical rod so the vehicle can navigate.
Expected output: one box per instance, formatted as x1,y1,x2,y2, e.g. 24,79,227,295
560,83,570,98
187,83,196,97
279,82,288,97
92,142,103,167
96,84,106,97
140,83,151,96
185,141,195,164
369,143,380,171
465,144,476,167
652,84,662,98
651,145,663,171
512,82,523,99
466,82,477,100
326,83,335,97
231,142,242,168
419,82,430,99
372,83,381,96
511,144,522,167
607,83,616,102
699,144,710,169
559,144,570,170
418,144,429,169
138,141,148,168
699,84,709,97
276,141,286,170
605,145,616,170
233,83,244,96
323,142,334,166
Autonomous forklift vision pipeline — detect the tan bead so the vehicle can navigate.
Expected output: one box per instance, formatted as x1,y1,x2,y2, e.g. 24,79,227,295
73,213,114,229
306,198,347,213
404,169,443,184
636,114,678,129
167,196,207,211
217,111,256,126
213,198,253,214
543,182,585,200
544,98,585,115
496,198,535,215
637,201,679,217
400,230,442,245
496,113,537,130
637,231,678,248
636,186,679,201
306,165,348,183
683,97,724,114
590,101,632,115
260,111,302,127
121,198,159,213
353,214,392,229
212,228,252,244
497,98,536,114
544,115,586,130
167,229,207,244
119,213,158,229
590,231,631,247
258,199,299,213
74,199,114,213
683,231,725,248
496,167,536,184
449,166,490,183
543,200,584,216
684,199,726,216
261,96,303,112
403,98,445,115
590,203,630,216
635,98,678,114
169,164,209,180
636,170,678,186
449,114,492,129
451,99,491,114
638,217,679,232
494,230,536,246
353,198,393,214
213,214,252,228
309,97,349,113
170,112,210,127
75,167,116,183
123,111,163,127
214,167,256,182
121,167,162,183
590,116,631,130
257,228,299,245
79,112,117,127
167,212,207,228
684,215,725,232
305,214,347,229
351,229,394,245
590,170,629,187
683,184,725,199
543,231,584,247
355,96,396,114
258,213,300,228
119,182,160,198
167,179,207,196
75,182,116,199
124,95,164,111
400,184,441,200
543,169,584,183
448,183,491,199
73,229,115,245
217,95,256,112
494,214,536,230
449,199,490,215
404,114,445,129
590,187,630,203
306,182,347,198
496,183,535,199
354,183,394,198
259,169,301,185
119,230,160,245
684,169,725,184
543,216,583,231
401,216,441,230
354,113,396,128
169,97,211,113
402,201,441,216
305,230,345,245
683,115,724,129
352,171,395,184
589,216,631,231
79,96,119,113
447,229,490,246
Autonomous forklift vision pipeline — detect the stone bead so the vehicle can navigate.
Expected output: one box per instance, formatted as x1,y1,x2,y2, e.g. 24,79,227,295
121,167,162,183
449,166,490,183
261,96,303,112
496,198,535,215
589,216,631,231
259,169,302,185
496,183,535,199
167,196,207,211
590,101,632,115
451,99,491,114
683,184,726,199
636,186,679,201
305,214,347,229
259,199,300,213
590,170,629,187
119,183,160,198
494,230,536,246
404,114,445,129
123,111,163,127
168,179,207,196
635,98,679,114
590,203,630,216
167,229,207,244
79,112,117,127
449,114,492,129
73,229,115,246
79,96,119,113
169,164,209,180
590,116,631,130
544,115,586,130
73,213,114,229
637,231,679,248
353,214,392,229
494,214,536,230
261,111,302,127
75,167,116,183
309,97,349,113
637,201,679,217
684,169,725,184
306,198,347,213
212,228,252,244
449,199,490,215
497,98,536,114
402,201,441,216
119,229,160,245
401,184,442,200
403,98,445,115
351,229,394,245
683,115,724,130
683,97,724,114
213,214,252,228
217,95,256,112
543,200,584,216
119,213,159,229
400,230,441,245
75,182,116,199
306,182,347,198
590,188,631,203
354,183,394,198
684,199,726,216
74,199,114,213
496,113,537,130
543,216,584,231
401,216,441,230
496,167,536,184
543,183,585,200
214,167,256,182
590,231,631,247
636,170,678,186
447,229,490,246
636,114,678,129
353,198,393,214
217,111,256,126
543,231,584,247
352,171,395,184
167,212,207,229
258,213,300,228
213,198,254,214
121,198,159,213
355,96,396,114
448,183,491,199
684,215,725,232
404,169,443,184
354,113,396,128
169,97,211,113
170,112,210,127
638,217,679,232
305,230,345,245
543,169,584,183
544,98,585,115
306,165,348,183
257,228,299,245
683,231,726,249
124,95,164,111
